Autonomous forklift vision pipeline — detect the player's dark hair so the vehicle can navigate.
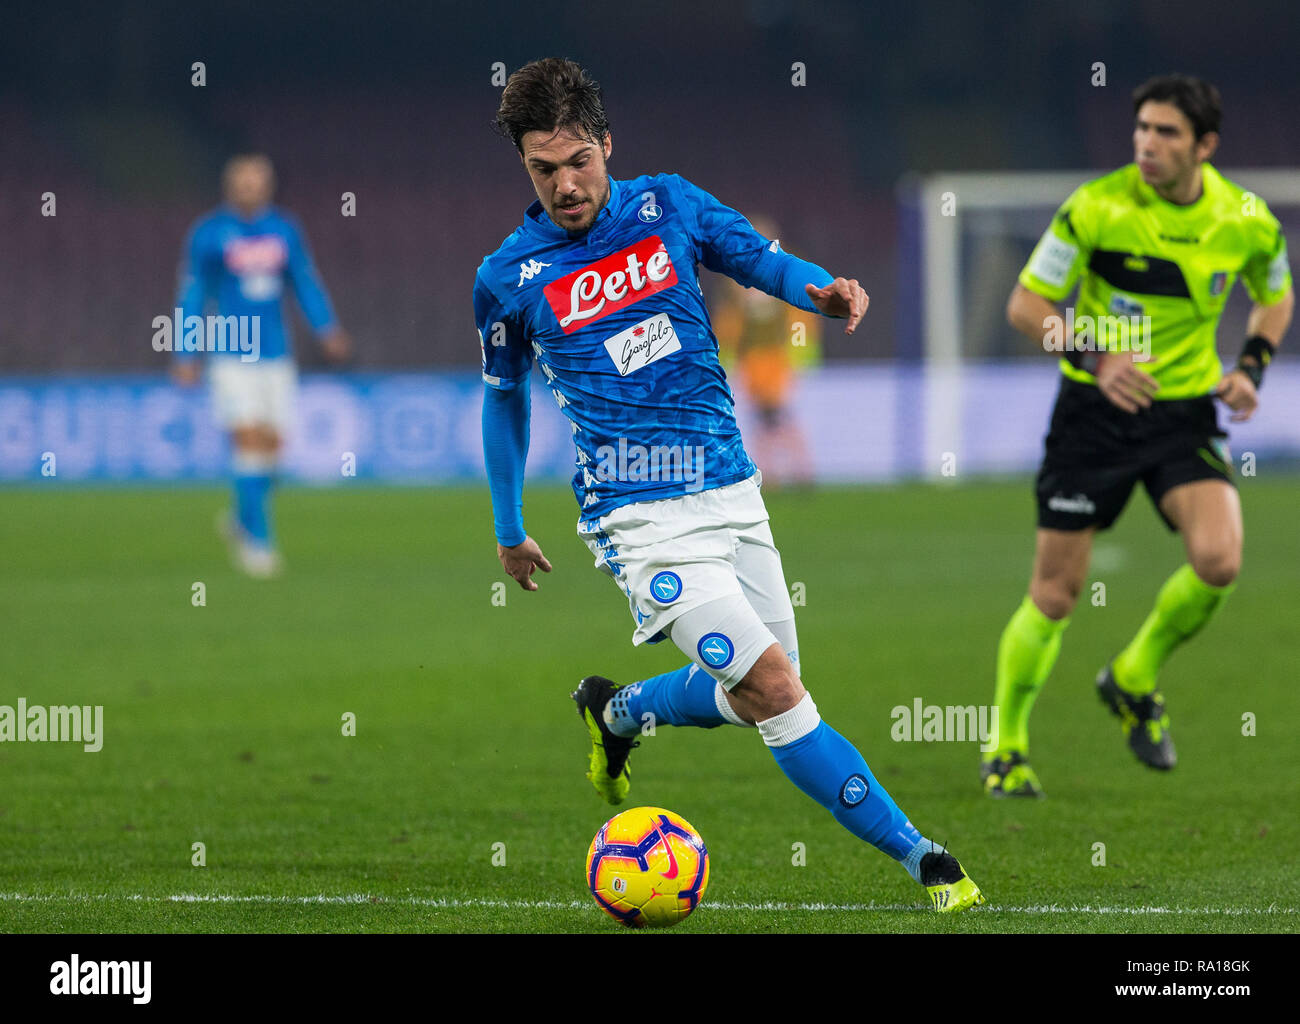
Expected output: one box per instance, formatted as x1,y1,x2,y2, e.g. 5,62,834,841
1132,75,1222,139
494,58,609,153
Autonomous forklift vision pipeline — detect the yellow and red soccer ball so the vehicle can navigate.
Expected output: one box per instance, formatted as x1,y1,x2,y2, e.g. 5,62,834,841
586,806,709,928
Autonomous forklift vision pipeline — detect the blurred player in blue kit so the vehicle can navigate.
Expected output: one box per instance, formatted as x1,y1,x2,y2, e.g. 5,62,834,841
475,59,984,912
172,154,351,577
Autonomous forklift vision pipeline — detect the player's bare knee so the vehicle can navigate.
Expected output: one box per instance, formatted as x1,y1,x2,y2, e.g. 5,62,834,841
733,645,805,720
1029,575,1080,620
1190,548,1240,588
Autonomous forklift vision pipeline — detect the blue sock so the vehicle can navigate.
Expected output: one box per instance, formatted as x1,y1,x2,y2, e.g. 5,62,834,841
607,664,728,735
760,695,923,862
234,473,273,546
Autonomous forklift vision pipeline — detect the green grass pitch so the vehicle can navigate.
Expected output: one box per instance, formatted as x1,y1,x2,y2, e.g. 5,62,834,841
1,477,1297,933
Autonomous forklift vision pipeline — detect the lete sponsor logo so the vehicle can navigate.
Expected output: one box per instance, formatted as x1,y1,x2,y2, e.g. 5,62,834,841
222,235,287,274
544,235,677,333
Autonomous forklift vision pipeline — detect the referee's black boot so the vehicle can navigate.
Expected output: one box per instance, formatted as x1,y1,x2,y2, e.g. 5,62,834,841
1097,665,1177,770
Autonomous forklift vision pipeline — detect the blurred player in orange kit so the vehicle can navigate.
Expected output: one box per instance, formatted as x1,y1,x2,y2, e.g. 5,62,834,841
713,215,819,488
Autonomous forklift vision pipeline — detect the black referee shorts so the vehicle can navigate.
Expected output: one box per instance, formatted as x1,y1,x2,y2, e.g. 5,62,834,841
1035,376,1234,533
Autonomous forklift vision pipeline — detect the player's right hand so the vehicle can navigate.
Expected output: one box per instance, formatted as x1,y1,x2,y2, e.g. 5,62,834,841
805,278,869,334
497,536,553,591
319,327,353,364
1095,351,1159,413
1214,368,1259,422
171,360,202,388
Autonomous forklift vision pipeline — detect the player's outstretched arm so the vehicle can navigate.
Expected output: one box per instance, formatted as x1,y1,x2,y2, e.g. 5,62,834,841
672,174,864,331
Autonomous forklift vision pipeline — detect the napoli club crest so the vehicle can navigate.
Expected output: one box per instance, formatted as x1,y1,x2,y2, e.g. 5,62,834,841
637,192,662,223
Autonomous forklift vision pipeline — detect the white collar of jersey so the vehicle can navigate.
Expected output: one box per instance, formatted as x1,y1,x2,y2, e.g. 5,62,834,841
523,175,623,239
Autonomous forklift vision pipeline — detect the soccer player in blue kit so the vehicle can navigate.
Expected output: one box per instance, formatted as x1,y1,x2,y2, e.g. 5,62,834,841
476,59,983,912
173,154,351,577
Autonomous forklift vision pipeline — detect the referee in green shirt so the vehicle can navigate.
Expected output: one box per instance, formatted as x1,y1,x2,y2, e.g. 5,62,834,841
982,75,1294,796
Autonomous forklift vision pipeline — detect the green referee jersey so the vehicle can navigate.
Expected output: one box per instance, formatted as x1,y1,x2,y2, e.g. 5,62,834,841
1020,162,1292,399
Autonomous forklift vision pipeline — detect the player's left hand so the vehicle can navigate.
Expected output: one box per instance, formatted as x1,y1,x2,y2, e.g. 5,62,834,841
320,327,352,363
497,536,553,591
1215,369,1258,422
806,278,869,334
170,360,202,388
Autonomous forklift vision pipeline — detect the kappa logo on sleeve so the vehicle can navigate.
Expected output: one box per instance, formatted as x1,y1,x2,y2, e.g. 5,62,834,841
544,236,678,333
517,258,552,286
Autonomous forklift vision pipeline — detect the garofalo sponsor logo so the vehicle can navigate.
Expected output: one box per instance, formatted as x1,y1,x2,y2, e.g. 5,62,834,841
50,955,151,1004
152,309,262,362
0,698,103,752
891,698,998,752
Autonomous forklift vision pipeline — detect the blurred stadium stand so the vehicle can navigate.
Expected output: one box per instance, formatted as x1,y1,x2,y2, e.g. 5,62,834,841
4,0,1298,372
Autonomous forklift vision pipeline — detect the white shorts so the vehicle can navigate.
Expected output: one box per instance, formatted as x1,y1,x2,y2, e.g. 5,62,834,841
209,357,297,433
578,471,799,689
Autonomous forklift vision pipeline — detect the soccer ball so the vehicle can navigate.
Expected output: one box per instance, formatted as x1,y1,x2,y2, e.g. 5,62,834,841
586,806,710,928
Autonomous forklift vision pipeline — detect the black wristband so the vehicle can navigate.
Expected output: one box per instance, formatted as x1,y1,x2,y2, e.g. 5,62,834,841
1236,335,1277,389
1066,347,1101,375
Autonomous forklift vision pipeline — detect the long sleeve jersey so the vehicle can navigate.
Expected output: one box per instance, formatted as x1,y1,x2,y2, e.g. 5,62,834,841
475,172,834,542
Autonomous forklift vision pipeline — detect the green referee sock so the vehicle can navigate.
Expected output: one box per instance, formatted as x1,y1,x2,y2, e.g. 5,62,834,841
987,595,1070,759
1111,564,1235,696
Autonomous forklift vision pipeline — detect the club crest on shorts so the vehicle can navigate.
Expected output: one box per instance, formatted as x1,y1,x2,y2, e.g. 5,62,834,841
839,773,869,808
697,633,734,669
649,570,683,604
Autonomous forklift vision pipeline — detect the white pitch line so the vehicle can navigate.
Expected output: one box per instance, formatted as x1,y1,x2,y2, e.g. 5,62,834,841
0,893,1294,915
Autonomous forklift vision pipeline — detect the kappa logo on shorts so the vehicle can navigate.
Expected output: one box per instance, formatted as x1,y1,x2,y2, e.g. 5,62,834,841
697,633,735,669
649,570,683,604
839,773,869,808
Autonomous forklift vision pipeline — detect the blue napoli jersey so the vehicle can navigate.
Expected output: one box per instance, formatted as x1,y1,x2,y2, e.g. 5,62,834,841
175,205,337,361
475,173,831,521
